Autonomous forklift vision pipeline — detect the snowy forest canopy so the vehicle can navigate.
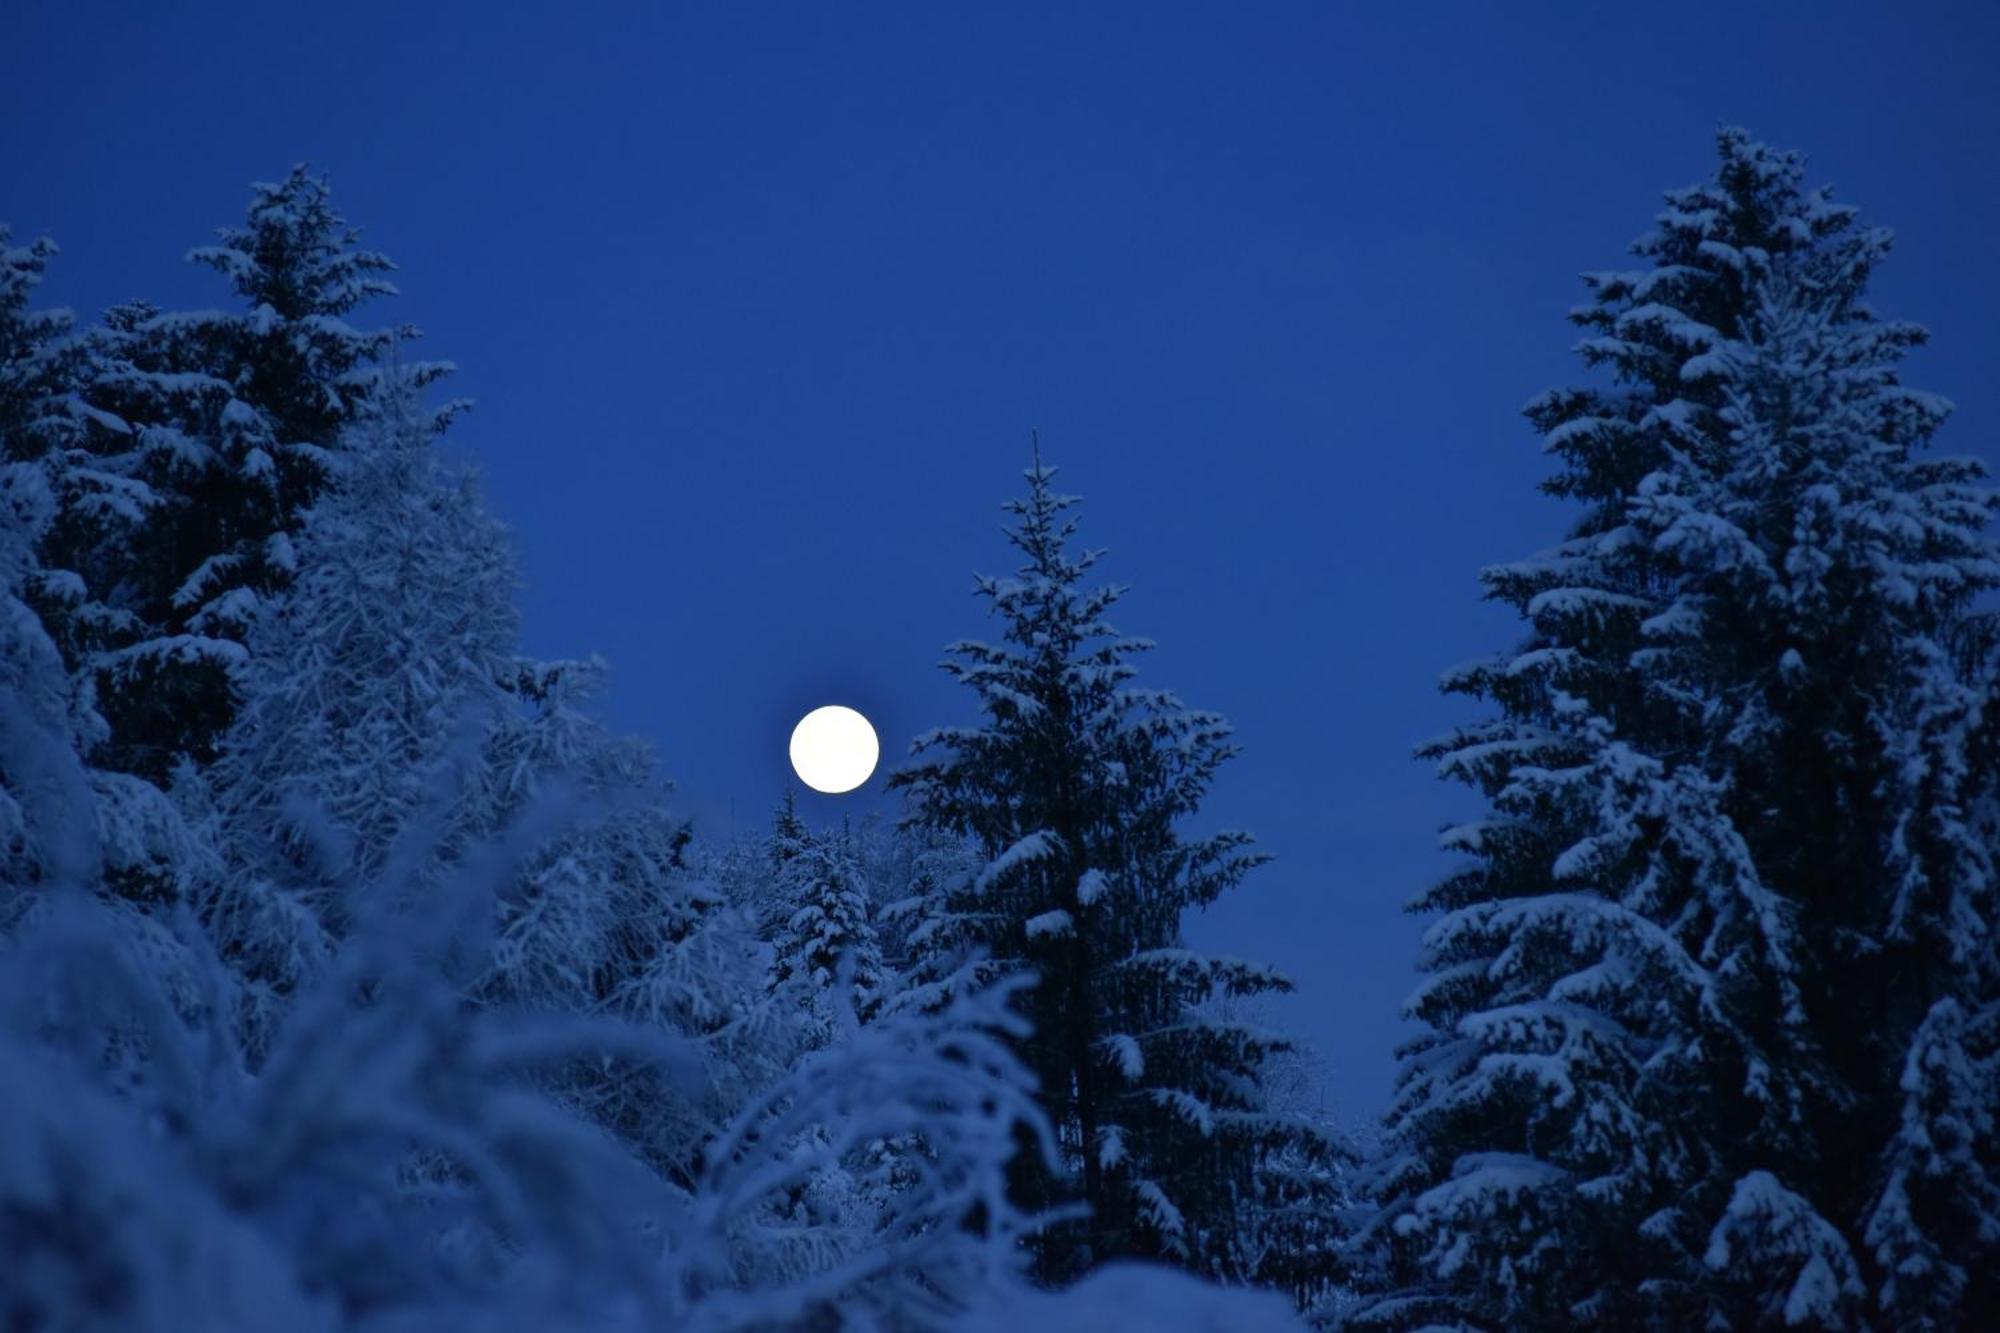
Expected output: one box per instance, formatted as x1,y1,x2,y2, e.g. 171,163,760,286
1,128,1996,1331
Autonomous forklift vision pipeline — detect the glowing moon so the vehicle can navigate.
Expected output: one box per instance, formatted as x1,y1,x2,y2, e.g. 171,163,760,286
788,705,880,794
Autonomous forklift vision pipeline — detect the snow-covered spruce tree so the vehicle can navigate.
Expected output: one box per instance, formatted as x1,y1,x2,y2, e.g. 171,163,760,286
1,227,95,895
478,654,783,1186
195,388,517,1048
768,823,889,1034
1,228,86,887
2,228,206,913
876,823,986,1016
679,961,1054,1330
771,791,808,863
1863,995,2000,1327
1,241,87,898
1235,1037,1355,1318
2,743,693,1331
63,167,456,784
0,228,79,473
697,809,787,933
1357,129,2000,1330
728,792,813,941
894,452,1327,1288
197,385,772,1181
3,683,1066,1332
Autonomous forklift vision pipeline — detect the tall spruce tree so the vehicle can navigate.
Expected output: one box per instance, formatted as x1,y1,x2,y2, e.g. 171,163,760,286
61,167,455,784
894,451,1326,1287
1358,129,2000,1330
3,191,1271,1333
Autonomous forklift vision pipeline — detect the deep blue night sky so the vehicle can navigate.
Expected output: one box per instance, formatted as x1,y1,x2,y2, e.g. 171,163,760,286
8,2,1998,1120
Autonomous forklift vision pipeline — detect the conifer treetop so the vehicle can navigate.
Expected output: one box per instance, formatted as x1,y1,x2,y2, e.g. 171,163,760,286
189,164,399,321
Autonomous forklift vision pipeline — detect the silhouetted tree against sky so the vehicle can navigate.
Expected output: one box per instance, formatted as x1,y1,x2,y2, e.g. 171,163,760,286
4,12,1997,1325
64,169,455,785
1357,130,2000,1331
1,205,1090,1333
894,453,1340,1289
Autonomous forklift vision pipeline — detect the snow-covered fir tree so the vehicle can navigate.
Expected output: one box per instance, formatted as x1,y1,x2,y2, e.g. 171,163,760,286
61,167,454,784
1,228,90,896
875,822,986,1015
1235,1034,1355,1318
194,382,776,1183
768,821,890,1034
2,227,204,912
1356,129,2000,1330
173,370,1045,1313
193,386,518,1046
770,790,808,863
1,188,1312,1333
3,707,1062,1331
0,228,77,473
478,654,786,1185
894,450,1336,1289
734,791,808,931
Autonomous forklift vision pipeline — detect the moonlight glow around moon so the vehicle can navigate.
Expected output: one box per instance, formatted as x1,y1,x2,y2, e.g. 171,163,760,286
788,705,880,794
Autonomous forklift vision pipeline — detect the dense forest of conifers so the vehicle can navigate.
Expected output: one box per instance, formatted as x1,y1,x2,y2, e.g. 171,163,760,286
2,128,1995,1331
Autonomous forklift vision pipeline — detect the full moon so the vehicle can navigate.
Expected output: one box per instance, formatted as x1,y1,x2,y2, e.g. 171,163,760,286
788,705,880,794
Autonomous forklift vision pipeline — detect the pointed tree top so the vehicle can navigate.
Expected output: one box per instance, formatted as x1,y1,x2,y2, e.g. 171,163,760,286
1005,438,1096,582
190,164,399,320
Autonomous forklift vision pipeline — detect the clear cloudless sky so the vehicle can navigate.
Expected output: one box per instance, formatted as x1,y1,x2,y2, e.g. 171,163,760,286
8,2,1999,1121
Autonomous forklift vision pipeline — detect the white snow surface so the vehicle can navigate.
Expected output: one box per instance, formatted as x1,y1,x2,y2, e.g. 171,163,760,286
963,1262,1307,1333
